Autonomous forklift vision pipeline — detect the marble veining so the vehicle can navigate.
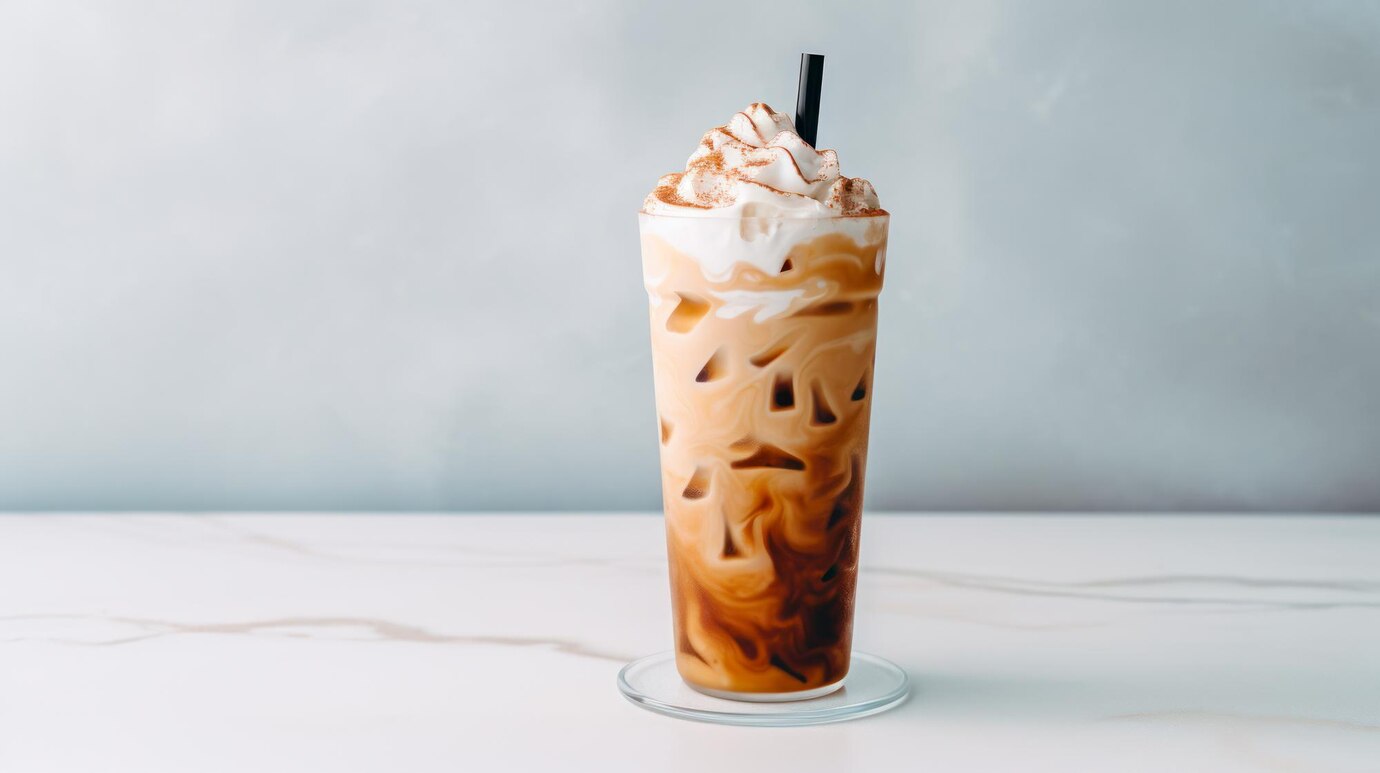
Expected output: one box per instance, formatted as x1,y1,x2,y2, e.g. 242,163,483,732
1,513,1376,772
870,567,1380,610
0,613,633,662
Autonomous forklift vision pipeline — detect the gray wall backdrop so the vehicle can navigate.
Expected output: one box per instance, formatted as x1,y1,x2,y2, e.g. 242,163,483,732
2,0,1377,512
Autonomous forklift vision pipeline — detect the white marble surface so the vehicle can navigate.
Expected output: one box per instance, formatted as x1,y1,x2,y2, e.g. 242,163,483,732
1,514,1377,772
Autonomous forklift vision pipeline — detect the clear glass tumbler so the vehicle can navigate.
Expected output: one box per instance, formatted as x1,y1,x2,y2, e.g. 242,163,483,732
639,212,889,700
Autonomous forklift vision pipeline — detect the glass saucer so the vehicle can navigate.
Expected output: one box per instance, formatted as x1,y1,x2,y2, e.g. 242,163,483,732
617,651,909,727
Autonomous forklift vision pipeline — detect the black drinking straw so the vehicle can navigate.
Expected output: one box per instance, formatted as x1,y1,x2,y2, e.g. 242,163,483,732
794,53,825,147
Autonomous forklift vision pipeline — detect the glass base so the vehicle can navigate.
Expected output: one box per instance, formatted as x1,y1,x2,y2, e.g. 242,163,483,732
617,651,909,726
690,679,845,703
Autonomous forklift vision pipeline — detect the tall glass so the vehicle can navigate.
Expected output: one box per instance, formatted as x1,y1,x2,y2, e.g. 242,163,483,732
639,212,889,700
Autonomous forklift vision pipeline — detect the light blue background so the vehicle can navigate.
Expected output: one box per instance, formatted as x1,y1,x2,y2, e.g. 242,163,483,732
1,0,1377,511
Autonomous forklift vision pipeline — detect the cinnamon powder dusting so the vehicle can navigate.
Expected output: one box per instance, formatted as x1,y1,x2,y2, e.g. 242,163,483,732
643,103,882,215
652,173,712,210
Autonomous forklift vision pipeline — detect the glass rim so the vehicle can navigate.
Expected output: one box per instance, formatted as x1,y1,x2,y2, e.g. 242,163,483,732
638,210,889,223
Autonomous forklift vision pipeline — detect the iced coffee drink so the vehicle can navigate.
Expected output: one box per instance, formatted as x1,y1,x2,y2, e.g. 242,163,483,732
641,104,887,700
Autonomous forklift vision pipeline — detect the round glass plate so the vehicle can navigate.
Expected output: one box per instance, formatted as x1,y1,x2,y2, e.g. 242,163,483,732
617,651,909,727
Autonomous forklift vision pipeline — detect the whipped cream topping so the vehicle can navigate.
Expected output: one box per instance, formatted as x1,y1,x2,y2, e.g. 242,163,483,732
643,103,882,218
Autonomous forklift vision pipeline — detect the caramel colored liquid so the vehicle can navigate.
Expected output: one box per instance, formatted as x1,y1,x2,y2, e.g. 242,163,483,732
642,221,886,696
